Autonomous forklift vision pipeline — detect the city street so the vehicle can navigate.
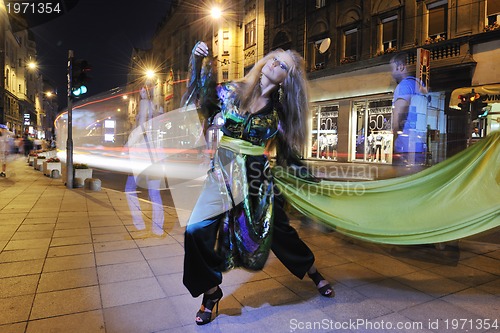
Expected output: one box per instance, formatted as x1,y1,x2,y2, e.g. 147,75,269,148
1,1,500,331
0,156,499,332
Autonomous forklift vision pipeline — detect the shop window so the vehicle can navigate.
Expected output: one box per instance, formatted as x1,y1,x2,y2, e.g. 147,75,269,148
382,15,398,52
316,0,326,9
245,20,256,49
310,105,338,160
352,99,393,163
428,1,448,41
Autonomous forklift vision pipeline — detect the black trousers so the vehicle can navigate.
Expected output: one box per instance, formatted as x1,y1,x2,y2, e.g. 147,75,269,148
183,195,315,297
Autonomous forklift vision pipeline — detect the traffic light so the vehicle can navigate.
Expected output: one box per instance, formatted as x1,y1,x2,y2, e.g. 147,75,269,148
457,92,488,119
471,94,488,119
458,94,470,112
71,59,91,99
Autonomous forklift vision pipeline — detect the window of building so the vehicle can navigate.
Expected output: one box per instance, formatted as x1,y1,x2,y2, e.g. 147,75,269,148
222,30,229,55
428,1,448,40
316,0,326,9
343,28,358,62
276,0,282,23
487,0,500,26
309,37,330,70
245,20,256,48
276,0,291,24
310,104,338,159
222,70,229,82
382,15,398,51
214,39,219,56
284,0,291,21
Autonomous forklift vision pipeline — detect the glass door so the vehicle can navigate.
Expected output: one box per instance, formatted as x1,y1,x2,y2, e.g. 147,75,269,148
310,104,338,159
352,101,366,161
351,98,393,162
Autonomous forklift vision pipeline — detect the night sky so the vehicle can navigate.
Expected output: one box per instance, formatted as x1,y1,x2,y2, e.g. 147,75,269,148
29,0,172,107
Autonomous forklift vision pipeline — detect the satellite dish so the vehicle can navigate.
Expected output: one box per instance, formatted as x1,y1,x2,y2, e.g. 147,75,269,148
318,38,331,54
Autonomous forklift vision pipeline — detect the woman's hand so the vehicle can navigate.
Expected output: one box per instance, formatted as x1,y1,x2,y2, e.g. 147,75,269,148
194,41,209,57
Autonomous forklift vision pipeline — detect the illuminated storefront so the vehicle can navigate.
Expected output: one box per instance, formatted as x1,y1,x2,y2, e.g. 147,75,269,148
310,104,338,160
351,98,394,163
307,63,447,165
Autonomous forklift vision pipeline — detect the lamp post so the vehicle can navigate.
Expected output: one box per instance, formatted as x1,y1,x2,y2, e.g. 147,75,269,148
66,50,74,189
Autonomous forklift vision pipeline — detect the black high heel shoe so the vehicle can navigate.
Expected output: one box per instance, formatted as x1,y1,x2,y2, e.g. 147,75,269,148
308,270,335,297
195,286,223,325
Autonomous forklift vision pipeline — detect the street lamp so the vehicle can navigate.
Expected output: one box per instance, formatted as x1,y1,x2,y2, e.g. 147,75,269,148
211,7,222,19
27,61,37,70
145,69,155,80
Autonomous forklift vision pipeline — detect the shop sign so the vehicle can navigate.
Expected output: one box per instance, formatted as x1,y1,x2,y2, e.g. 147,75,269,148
417,48,430,90
319,106,338,131
24,113,31,125
368,107,392,131
484,94,500,103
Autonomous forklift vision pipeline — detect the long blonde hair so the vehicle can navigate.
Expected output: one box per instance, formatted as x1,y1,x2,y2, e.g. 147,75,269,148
236,49,309,152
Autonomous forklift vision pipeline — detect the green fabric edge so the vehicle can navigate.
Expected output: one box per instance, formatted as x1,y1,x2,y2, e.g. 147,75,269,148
273,132,500,245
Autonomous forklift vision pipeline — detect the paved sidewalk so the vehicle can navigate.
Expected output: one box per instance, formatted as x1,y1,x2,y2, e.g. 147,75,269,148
0,156,499,333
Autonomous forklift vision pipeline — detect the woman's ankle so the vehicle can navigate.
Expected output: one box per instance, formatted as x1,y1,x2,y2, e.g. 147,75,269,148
307,265,317,275
206,286,218,295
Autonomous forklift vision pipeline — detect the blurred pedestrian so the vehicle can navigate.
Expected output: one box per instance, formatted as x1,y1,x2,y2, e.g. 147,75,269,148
390,53,428,165
23,131,33,156
14,135,22,154
34,137,42,150
0,125,9,177
125,85,166,238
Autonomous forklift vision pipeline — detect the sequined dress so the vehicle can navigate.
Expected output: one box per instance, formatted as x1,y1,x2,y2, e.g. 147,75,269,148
188,82,281,271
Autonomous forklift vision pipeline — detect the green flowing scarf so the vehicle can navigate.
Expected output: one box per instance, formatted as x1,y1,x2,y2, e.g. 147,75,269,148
273,132,500,245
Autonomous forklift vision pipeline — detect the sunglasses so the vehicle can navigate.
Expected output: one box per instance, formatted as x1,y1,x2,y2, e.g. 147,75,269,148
272,57,289,72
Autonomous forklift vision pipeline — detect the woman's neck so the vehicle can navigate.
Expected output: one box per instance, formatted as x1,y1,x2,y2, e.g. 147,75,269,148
260,75,278,98
248,95,270,114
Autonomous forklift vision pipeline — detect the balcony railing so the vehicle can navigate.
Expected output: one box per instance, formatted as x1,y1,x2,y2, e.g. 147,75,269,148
407,39,461,64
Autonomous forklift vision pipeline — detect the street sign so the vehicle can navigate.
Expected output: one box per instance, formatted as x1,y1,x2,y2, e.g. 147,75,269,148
416,48,430,91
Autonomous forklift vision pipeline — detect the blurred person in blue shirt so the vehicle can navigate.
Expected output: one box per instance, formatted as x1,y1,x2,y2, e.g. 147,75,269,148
390,53,428,166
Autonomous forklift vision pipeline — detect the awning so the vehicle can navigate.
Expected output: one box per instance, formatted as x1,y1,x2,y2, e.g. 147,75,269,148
450,83,500,108
308,63,394,102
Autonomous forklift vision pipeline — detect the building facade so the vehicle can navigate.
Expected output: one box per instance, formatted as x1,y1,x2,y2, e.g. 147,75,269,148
131,0,500,165
1,1,55,139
